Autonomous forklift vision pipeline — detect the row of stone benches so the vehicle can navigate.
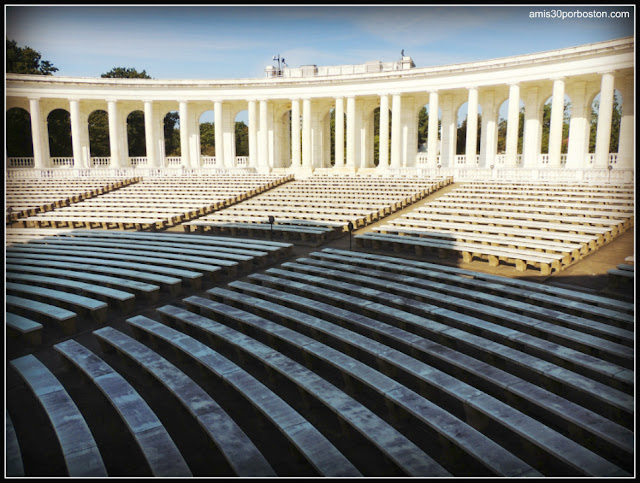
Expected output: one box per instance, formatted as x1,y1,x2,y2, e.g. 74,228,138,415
5,230,292,344
202,280,632,473
6,177,141,223
8,247,632,476
179,279,630,475
16,174,293,230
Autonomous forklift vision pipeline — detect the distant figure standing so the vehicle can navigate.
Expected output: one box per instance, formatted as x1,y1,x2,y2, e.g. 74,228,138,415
401,49,405,57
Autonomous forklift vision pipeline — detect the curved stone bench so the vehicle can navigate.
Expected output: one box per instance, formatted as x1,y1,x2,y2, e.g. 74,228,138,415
6,411,25,476
263,266,633,429
295,256,634,353
6,312,43,345
321,248,635,316
241,271,634,471
125,314,362,477
6,252,183,296
314,249,634,329
205,284,627,477
6,294,77,334
6,281,108,324
10,239,232,279
155,304,452,477
7,245,204,290
54,339,192,477
9,354,107,476
6,272,135,313
5,263,160,304
184,295,540,477
92,326,276,477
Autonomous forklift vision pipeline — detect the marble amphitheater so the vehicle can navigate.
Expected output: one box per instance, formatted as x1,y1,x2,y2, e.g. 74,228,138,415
4,37,635,477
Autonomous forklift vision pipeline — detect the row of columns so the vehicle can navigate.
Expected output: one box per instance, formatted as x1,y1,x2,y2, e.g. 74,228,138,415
20,72,633,171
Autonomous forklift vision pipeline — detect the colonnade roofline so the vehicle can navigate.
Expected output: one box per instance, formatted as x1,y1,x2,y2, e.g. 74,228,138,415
6,37,634,97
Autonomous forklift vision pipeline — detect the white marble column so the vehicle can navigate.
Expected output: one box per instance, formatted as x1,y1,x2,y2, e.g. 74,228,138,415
259,99,269,169
346,96,356,168
178,100,191,167
479,90,497,168
302,98,312,169
505,84,520,166
594,72,615,168
214,100,225,168
334,97,344,168
390,93,402,168
144,100,159,167
617,75,634,170
522,87,541,168
439,94,456,167
107,100,123,168
290,98,301,167
548,78,565,167
378,94,390,169
566,82,589,170
427,91,439,167
465,87,478,166
248,100,257,168
69,99,83,167
29,98,46,169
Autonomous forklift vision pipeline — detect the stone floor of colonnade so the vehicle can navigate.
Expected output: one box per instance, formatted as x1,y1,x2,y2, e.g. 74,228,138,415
4,182,635,477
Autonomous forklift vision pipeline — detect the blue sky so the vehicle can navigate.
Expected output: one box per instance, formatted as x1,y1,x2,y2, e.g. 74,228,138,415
6,5,634,80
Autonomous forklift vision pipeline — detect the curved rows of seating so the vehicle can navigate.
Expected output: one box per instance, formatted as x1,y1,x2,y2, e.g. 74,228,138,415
183,175,452,243
5,229,292,345
360,181,634,275
6,177,141,224
17,174,292,231
7,248,632,476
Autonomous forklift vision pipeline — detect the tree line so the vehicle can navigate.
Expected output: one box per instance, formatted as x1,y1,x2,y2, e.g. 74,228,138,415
6,39,621,162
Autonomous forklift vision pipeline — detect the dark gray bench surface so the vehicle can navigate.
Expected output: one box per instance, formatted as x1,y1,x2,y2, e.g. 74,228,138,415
7,246,203,281
6,253,182,288
6,294,77,323
262,266,634,425
5,263,160,296
9,354,107,477
186,295,540,477
312,251,633,328
208,284,627,477
93,326,275,477
6,281,109,313
6,411,25,476
126,315,362,477
6,312,43,334
242,271,634,468
279,260,633,373
321,248,634,314
6,272,135,304
8,240,235,271
157,304,452,477
19,237,253,264
54,339,192,477
295,257,634,352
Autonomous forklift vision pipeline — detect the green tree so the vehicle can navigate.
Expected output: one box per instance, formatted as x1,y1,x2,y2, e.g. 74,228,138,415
88,110,109,157
200,122,216,156
164,111,181,156
235,121,249,156
456,115,482,155
540,100,571,154
101,67,151,79
47,109,73,157
6,38,58,75
6,108,33,157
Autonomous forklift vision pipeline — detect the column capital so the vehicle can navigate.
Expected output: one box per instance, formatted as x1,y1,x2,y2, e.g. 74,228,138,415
141,99,154,104
597,70,615,76
28,96,42,102
428,89,438,95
